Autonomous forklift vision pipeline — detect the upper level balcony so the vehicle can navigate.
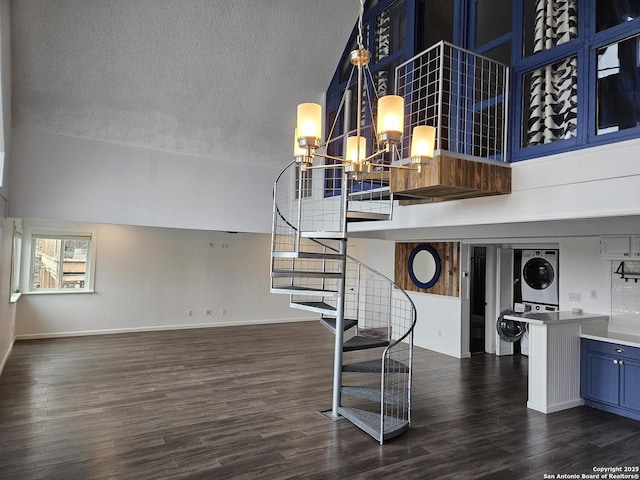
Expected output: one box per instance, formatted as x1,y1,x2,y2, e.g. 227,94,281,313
389,41,512,203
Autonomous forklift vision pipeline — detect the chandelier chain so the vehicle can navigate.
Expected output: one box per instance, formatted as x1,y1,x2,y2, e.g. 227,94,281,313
357,0,365,49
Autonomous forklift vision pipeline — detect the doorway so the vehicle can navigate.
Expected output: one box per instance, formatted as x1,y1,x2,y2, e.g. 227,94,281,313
469,246,486,354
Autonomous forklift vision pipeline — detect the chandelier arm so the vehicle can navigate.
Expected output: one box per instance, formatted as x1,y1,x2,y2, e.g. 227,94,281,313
364,64,379,145
303,162,349,171
374,163,418,170
362,148,391,163
313,152,353,164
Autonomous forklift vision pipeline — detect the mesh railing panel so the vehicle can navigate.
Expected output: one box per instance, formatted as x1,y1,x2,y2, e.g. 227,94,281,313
272,160,393,258
396,41,509,162
344,256,416,430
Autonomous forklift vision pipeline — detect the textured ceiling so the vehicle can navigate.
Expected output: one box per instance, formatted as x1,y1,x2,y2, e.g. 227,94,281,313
11,0,357,168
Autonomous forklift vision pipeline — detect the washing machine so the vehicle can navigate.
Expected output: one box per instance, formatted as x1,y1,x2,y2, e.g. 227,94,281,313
520,249,559,306
496,310,525,343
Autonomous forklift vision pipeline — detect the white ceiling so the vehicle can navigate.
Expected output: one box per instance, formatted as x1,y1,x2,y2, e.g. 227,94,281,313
10,0,357,168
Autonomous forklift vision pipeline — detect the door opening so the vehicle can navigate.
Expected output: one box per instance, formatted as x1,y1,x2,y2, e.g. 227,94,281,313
470,246,487,354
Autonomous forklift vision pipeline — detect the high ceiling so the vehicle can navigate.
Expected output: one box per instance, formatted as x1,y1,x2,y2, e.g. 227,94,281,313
10,1,357,168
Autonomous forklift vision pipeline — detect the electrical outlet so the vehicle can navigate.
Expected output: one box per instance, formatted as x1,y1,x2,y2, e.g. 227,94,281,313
221,308,227,315
205,309,213,316
187,309,193,317
591,290,597,300
568,292,581,302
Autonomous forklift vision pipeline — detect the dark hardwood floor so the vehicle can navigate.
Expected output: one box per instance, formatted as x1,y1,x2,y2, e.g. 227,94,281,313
1,321,639,480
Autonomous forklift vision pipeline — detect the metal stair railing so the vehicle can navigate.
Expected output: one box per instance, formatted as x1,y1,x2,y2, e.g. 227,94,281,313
271,159,393,257
321,241,417,444
271,157,416,444
395,40,509,163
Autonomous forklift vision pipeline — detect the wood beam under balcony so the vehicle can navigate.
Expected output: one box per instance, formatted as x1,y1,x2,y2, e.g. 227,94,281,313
390,154,511,204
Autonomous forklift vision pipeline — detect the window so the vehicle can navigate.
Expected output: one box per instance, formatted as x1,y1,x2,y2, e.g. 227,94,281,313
295,165,312,199
511,0,640,160
10,226,22,301
31,235,91,291
596,33,640,135
472,0,512,64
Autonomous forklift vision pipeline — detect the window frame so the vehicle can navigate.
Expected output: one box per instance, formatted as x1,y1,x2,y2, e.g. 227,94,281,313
10,224,22,302
509,0,640,162
23,222,97,294
324,0,419,197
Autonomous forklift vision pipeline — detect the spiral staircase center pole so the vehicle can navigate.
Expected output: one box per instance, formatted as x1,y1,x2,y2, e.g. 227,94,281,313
331,237,348,418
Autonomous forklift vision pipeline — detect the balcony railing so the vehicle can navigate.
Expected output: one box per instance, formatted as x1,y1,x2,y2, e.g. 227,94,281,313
394,41,509,163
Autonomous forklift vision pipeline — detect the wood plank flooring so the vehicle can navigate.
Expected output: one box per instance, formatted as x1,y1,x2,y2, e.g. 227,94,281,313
1,321,639,479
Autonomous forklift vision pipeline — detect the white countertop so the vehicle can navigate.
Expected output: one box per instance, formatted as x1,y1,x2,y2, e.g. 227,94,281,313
580,324,640,349
503,311,609,325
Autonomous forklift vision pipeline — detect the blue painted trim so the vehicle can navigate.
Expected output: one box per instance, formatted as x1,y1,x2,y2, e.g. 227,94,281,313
511,0,640,162
454,0,470,48
407,244,441,290
474,33,513,56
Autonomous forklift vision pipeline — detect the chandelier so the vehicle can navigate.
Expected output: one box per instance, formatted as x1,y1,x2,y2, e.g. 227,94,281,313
294,0,435,177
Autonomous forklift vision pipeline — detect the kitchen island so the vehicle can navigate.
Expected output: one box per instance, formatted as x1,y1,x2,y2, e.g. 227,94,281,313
504,311,608,414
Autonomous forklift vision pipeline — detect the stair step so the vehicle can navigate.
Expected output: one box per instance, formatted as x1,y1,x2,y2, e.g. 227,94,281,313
338,407,409,444
343,335,389,352
301,231,346,240
343,358,409,374
347,186,391,201
341,386,409,405
290,301,336,315
320,318,357,333
272,251,345,260
270,285,338,297
271,269,342,279
346,211,391,222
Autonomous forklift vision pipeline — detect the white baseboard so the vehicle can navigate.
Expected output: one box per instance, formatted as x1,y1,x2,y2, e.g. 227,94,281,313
14,317,317,341
527,398,584,414
0,338,15,375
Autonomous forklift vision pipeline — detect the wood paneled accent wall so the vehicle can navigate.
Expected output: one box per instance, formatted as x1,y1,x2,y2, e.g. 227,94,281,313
395,242,460,297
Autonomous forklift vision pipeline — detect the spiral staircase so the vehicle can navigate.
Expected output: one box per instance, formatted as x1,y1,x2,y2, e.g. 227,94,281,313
270,160,417,444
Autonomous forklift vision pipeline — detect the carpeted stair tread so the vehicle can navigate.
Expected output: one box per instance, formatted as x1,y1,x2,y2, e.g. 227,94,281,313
271,285,338,296
341,385,409,405
271,251,345,260
338,407,409,443
342,358,409,373
320,318,358,333
271,269,342,279
290,301,336,315
342,335,389,351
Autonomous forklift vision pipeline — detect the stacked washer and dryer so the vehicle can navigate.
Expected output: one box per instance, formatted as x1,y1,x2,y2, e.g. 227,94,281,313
496,249,560,355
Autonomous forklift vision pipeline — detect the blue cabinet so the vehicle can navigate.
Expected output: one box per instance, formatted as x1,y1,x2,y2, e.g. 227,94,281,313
581,338,640,421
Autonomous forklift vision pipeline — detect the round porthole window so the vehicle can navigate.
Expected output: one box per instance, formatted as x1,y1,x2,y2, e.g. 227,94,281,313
407,244,441,289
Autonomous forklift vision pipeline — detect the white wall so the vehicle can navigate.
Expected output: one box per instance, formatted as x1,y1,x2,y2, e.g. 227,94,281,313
7,1,357,234
356,238,465,357
15,223,313,338
350,139,640,241
0,0,14,374
9,129,279,233
0,216,16,373
558,237,612,315
409,292,463,357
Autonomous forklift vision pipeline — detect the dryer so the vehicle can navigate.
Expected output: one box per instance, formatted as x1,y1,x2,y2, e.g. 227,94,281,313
520,249,559,306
